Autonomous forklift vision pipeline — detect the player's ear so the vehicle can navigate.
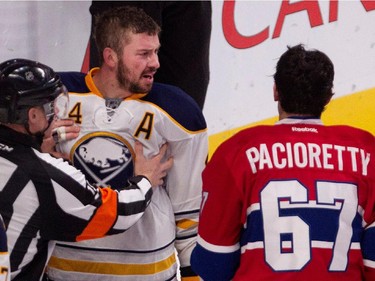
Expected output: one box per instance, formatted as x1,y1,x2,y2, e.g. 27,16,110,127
324,88,334,106
27,106,44,131
273,84,279,101
28,107,39,123
103,47,118,68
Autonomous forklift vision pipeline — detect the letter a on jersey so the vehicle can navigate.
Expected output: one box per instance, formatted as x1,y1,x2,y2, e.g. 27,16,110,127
134,112,154,140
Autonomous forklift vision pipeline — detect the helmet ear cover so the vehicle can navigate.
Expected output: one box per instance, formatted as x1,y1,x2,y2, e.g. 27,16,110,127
0,58,66,124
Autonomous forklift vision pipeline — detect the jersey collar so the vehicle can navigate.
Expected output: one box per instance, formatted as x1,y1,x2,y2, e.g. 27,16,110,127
276,117,323,126
85,68,148,100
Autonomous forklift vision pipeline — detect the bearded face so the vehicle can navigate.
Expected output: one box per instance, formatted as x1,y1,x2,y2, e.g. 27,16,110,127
116,57,156,94
116,33,160,94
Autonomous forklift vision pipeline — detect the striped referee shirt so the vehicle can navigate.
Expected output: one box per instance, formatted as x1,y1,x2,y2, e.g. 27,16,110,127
0,125,152,281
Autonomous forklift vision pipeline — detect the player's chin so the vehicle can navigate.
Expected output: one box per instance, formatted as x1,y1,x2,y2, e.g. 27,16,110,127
140,81,154,92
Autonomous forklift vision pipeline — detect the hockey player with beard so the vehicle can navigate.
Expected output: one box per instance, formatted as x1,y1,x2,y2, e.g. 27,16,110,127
45,6,208,281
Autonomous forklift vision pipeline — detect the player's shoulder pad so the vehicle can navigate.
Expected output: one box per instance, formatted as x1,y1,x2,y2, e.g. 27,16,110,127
330,124,375,143
142,83,207,131
57,71,89,93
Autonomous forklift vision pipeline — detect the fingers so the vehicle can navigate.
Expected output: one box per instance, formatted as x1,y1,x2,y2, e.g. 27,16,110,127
133,142,173,188
156,156,174,186
52,127,67,143
134,141,144,160
41,135,57,154
41,119,80,155
51,120,80,144
153,144,173,187
53,118,75,128
49,151,71,161
161,156,174,172
159,143,173,175
158,142,168,158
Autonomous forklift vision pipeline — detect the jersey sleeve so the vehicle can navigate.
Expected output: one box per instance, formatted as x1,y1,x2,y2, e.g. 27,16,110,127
363,222,375,280
361,141,375,280
147,84,208,278
168,132,207,278
361,132,375,281
34,150,152,241
191,139,242,281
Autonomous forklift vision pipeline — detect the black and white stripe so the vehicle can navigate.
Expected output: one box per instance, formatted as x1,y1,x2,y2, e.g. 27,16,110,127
0,126,152,280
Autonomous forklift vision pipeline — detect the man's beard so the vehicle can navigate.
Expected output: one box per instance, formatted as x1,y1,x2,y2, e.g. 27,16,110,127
117,60,153,94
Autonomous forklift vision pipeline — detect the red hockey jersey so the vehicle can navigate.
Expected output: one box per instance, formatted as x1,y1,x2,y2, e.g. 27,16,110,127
191,118,375,281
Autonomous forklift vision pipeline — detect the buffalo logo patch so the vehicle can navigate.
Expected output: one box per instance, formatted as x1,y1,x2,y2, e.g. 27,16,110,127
71,132,134,190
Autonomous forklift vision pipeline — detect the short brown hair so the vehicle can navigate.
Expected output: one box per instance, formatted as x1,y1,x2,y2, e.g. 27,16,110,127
94,6,161,63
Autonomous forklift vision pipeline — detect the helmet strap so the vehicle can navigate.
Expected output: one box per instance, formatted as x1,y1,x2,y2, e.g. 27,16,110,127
23,117,51,148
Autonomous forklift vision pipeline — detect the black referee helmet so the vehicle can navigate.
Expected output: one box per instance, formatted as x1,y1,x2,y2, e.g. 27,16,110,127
0,58,66,124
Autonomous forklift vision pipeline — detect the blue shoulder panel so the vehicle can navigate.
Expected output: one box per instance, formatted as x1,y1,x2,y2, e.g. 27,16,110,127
144,83,207,132
57,72,89,93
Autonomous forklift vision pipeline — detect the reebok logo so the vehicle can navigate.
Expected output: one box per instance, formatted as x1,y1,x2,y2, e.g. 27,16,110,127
292,127,318,133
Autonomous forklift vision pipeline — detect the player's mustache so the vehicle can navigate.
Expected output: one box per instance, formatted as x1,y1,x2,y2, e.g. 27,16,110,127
143,67,158,76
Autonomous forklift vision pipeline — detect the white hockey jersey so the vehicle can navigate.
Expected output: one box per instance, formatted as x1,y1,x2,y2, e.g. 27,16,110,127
46,68,208,281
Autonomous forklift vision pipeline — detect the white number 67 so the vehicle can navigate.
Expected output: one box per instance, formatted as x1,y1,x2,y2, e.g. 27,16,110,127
261,180,358,271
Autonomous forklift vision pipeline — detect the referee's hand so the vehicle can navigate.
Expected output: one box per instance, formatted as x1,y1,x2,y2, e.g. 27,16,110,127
41,119,80,159
134,142,173,188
